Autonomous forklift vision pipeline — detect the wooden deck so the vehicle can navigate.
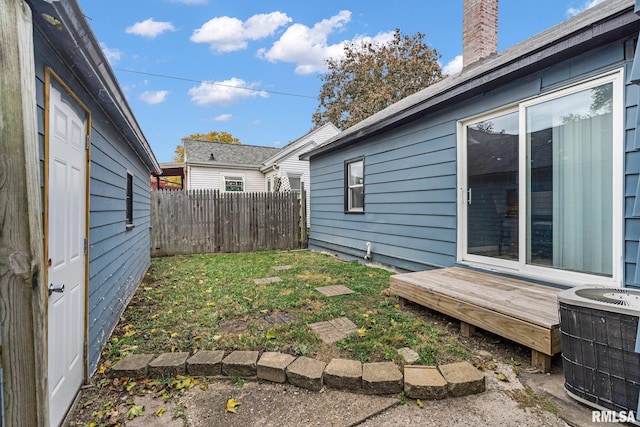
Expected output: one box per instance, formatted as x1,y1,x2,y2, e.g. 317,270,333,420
389,267,562,373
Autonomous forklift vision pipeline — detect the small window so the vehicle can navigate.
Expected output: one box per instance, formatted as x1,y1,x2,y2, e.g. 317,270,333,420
345,157,364,213
289,175,302,199
126,172,134,227
224,176,244,192
267,177,272,192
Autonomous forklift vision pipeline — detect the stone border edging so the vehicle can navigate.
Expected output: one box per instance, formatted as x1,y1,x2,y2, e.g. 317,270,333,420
110,351,485,400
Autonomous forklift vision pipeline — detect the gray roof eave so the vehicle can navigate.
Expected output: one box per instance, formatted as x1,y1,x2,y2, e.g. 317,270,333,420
27,0,162,174
188,162,264,170
302,0,637,160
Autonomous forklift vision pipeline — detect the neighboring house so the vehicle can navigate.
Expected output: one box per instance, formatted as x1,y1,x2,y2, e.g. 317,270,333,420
2,1,161,425
303,0,640,290
183,124,339,222
261,123,340,222
184,140,280,192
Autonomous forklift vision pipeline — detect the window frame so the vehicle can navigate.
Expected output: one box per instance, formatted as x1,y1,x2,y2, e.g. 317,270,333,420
222,175,245,192
125,171,134,229
457,69,623,287
344,156,365,213
288,174,302,199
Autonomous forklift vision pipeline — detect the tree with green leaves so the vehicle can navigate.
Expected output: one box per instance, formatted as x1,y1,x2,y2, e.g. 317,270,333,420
174,131,241,162
312,29,444,130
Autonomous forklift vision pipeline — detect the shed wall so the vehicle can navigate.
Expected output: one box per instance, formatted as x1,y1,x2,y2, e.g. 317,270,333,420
34,29,154,374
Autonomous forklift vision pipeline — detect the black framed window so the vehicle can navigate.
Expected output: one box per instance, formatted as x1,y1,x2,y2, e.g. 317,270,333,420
126,172,133,227
344,157,364,213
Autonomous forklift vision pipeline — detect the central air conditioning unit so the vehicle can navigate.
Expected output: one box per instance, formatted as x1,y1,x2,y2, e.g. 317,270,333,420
558,286,640,424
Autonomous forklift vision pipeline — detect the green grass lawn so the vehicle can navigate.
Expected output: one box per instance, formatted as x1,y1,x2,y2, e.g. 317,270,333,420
101,250,468,371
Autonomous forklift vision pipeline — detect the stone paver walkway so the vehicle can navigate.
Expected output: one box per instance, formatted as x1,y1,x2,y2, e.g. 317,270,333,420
253,276,282,285
308,317,358,344
315,285,355,297
273,265,292,271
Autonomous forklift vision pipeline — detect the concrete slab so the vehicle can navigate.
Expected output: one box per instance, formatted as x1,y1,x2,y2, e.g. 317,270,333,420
257,352,296,383
438,361,485,397
253,277,282,285
362,362,403,395
148,352,190,378
110,354,155,378
324,358,362,391
315,285,355,297
286,356,327,391
182,379,399,427
273,265,292,271
187,350,225,376
329,317,358,334
222,351,259,378
119,394,181,426
308,317,357,344
403,366,448,400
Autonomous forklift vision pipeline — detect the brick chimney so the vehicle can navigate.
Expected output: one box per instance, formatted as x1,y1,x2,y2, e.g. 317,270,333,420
463,0,498,67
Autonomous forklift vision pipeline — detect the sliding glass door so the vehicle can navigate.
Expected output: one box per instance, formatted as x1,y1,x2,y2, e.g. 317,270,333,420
466,111,519,260
461,71,621,284
525,83,613,276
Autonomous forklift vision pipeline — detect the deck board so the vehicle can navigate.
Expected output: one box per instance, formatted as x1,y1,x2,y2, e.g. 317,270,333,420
390,267,560,328
389,267,562,359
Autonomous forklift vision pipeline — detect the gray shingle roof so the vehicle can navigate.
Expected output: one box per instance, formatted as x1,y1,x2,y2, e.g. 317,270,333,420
184,140,281,167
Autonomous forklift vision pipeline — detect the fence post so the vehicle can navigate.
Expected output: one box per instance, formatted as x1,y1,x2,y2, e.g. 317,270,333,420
300,183,308,248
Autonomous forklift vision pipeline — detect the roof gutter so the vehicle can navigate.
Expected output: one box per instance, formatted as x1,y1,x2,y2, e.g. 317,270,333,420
301,0,637,160
28,0,162,175
188,162,265,170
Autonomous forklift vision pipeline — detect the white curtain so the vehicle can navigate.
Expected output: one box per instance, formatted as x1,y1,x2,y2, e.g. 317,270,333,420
551,112,612,275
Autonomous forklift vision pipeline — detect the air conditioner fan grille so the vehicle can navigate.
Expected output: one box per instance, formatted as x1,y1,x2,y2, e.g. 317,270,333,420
574,288,640,309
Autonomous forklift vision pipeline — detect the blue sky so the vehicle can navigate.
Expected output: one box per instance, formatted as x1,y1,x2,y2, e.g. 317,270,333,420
78,0,606,163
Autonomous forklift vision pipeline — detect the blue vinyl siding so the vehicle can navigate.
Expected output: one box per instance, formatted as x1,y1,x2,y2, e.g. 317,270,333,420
310,38,640,286
34,29,153,375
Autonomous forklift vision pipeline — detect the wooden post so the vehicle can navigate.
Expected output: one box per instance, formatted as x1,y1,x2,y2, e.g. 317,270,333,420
460,321,476,338
531,349,552,374
300,183,307,248
0,1,49,426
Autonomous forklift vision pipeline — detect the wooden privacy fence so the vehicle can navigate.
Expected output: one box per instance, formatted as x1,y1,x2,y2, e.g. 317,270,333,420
150,189,307,256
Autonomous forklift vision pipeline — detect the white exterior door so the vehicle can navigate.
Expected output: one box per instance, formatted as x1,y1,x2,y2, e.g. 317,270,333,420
47,83,87,427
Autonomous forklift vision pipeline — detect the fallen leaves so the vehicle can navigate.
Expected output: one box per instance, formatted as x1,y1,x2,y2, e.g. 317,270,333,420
125,405,144,420
496,372,509,382
225,398,241,413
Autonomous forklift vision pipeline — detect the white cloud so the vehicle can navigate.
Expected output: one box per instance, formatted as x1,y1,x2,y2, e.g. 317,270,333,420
99,42,123,64
126,18,176,39
249,119,261,126
442,55,463,76
566,0,605,17
191,12,291,53
139,90,169,104
213,114,233,122
188,77,268,106
258,10,394,75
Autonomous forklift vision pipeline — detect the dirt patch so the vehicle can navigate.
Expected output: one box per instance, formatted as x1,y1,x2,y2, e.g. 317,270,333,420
218,318,250,334
398,300,532,366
